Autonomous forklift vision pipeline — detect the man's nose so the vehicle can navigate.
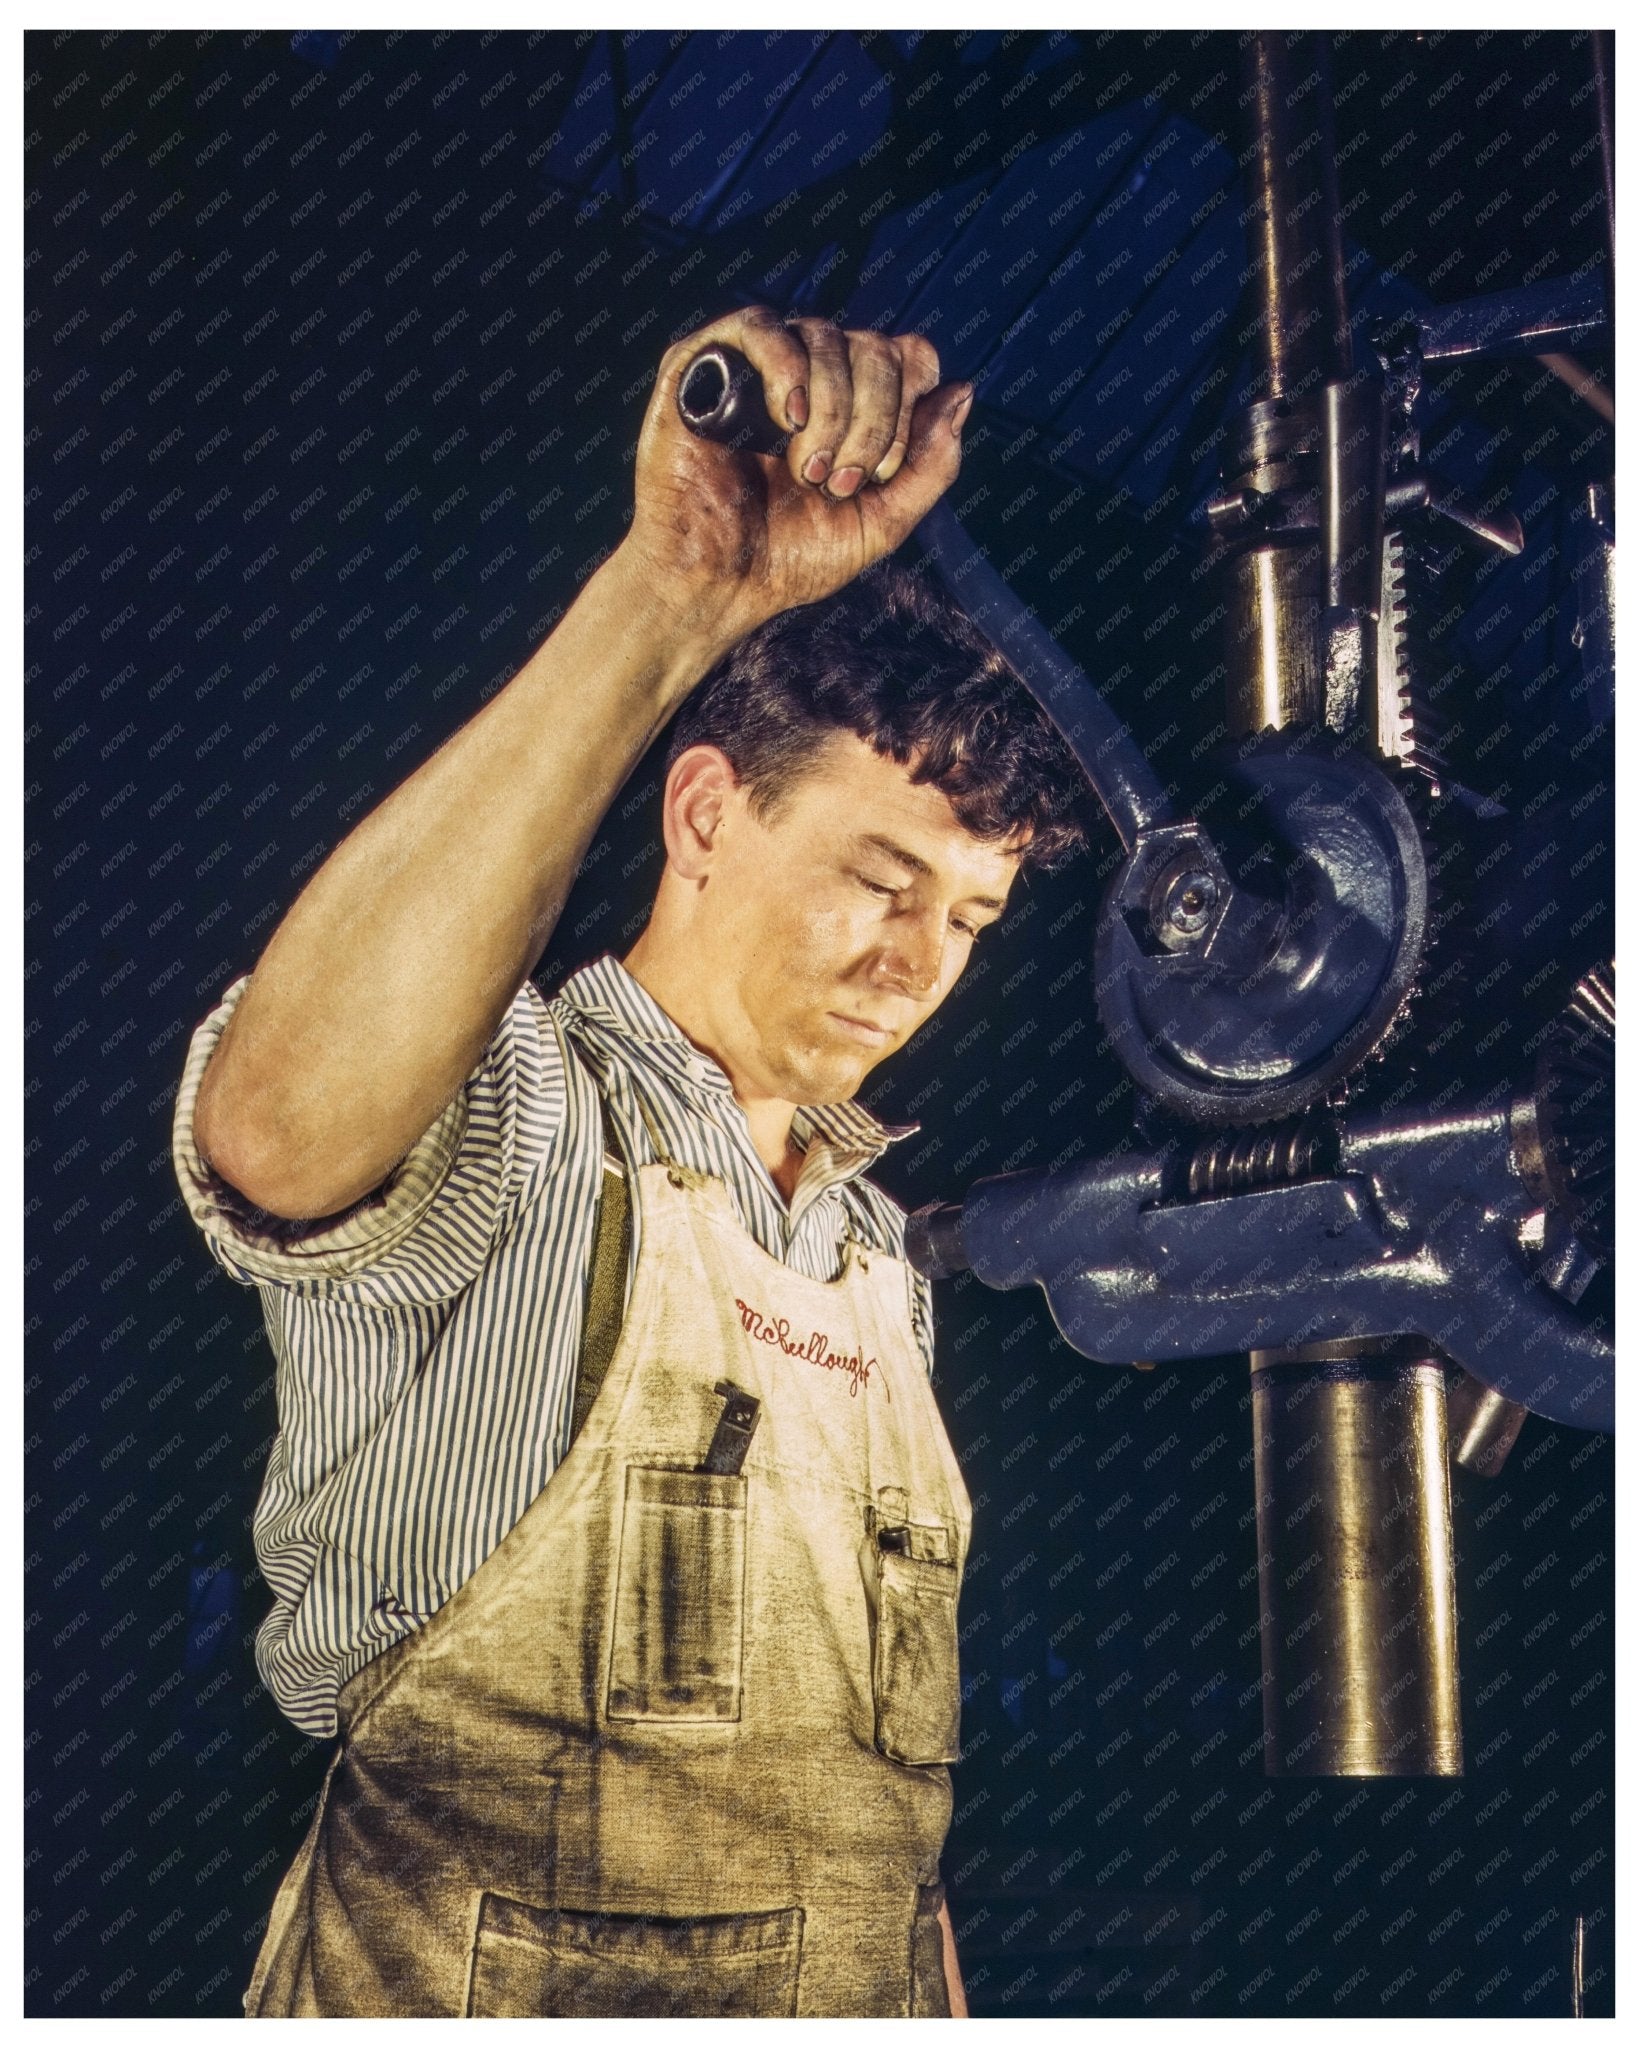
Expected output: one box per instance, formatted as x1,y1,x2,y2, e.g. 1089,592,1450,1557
877,912,944,999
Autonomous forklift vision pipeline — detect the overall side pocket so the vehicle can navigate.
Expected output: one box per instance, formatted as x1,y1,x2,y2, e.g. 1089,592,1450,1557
872,1522,962,1766
607,1465,747,1722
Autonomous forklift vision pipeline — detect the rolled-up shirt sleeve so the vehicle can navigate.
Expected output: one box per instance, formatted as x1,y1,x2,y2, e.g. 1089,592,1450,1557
170,973,567,1304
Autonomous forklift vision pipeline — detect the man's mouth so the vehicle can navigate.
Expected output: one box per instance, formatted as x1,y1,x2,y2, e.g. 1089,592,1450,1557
827,1012,894,1045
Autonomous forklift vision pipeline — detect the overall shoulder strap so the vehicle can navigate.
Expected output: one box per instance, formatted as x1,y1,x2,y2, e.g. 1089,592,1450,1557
567,1092,631,1449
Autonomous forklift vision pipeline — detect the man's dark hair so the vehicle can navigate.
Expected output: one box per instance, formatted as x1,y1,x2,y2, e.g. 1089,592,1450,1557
668,559,1088,871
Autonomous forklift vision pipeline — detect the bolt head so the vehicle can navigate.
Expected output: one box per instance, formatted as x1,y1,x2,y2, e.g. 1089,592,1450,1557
1162,868,1219,936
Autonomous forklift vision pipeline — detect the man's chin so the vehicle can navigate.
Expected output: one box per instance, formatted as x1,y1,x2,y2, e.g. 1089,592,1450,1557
770,1040,877,1108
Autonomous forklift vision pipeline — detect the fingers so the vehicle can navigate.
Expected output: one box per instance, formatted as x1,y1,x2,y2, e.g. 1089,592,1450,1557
785,319,945,500
874,331,941,488
778,315,853,491
825,331,904,499
724,304,814,432
858,378,975,549
785,316,901,498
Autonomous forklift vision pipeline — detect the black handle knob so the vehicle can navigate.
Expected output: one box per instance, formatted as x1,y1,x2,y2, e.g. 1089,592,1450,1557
676,344,788,455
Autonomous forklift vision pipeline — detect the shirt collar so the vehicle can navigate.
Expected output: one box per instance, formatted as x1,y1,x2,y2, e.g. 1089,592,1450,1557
555,953,919,1161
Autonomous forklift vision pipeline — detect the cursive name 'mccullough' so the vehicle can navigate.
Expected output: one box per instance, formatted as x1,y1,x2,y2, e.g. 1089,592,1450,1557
734,1297,882,1398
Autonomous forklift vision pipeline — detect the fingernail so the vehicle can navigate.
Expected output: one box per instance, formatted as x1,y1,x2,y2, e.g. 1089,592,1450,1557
786,385,809,429
951,388,975,435
872,440,907,484
804,450,834,485
826,465,865,499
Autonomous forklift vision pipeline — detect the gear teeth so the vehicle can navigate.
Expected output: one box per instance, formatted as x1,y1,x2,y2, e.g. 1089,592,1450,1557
1377,529,1450,786
1376,532,1414,764
1311,765,1475,1114
1314,764,1471,1115
1566,960,1616,1039
1337,526,1480,1114
1170,726,1464,1126
1535,959,1616,1262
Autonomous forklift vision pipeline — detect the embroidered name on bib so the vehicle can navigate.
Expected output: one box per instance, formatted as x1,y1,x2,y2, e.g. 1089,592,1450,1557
734,1298,883,1399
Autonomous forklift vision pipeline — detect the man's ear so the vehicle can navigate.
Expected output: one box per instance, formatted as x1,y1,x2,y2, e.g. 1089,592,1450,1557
661,744,742,882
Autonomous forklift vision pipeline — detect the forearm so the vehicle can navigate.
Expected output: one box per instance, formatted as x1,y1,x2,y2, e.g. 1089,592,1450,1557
195,543,724,1217
939,1897,968,2017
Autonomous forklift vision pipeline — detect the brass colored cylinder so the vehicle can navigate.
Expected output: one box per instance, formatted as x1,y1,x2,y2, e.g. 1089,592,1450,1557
1240,32,1352,401
1447,1369,1528,1479
1224,542,1325,735
1221,36,1352,739
1252,1351,1463,1776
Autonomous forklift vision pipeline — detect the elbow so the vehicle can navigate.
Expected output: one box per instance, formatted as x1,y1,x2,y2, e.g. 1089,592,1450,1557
194,1056,377,1223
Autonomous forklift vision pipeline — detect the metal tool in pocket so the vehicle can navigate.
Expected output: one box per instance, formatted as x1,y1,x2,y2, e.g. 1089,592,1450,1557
700,1379,760,1476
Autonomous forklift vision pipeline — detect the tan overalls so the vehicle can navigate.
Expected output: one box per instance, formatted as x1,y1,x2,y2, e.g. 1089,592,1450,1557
244,1141,970,2016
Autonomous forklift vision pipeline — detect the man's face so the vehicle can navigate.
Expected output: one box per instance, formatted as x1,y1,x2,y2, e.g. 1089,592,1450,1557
678,730,1025,1109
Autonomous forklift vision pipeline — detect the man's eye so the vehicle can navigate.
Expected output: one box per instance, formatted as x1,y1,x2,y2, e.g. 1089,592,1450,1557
951,918,982,941
856,874,898,899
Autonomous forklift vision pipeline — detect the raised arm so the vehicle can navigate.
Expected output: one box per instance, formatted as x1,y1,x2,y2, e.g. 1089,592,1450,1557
193,307,971,1219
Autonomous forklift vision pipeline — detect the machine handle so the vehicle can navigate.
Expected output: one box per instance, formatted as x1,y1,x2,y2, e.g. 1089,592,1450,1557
676,344,789,455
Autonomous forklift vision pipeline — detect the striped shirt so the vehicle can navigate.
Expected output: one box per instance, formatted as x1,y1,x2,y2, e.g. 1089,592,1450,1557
171,953,933,1737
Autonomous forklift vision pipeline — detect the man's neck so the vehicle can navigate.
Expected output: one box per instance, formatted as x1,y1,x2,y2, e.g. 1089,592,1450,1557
743,1098,804,1206
621,937,802,1203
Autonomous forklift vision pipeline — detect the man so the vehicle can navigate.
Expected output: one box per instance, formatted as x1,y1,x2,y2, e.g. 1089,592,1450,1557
172,306,1086,2017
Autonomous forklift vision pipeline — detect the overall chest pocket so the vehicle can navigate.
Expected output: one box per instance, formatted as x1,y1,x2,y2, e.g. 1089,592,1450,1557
872,1521,962,1767
607,1466,746,1722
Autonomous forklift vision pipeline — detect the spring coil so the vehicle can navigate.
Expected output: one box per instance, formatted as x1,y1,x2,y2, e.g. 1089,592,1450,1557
1186,1120,1332,1199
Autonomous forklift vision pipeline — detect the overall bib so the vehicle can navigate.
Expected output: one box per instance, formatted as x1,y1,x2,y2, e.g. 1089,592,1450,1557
244,1153,971,2016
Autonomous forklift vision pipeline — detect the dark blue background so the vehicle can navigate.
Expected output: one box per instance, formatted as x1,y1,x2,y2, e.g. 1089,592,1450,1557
26,27,1614,2017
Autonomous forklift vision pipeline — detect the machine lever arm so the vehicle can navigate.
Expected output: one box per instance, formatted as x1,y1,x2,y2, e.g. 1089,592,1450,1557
676,343,1179,855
